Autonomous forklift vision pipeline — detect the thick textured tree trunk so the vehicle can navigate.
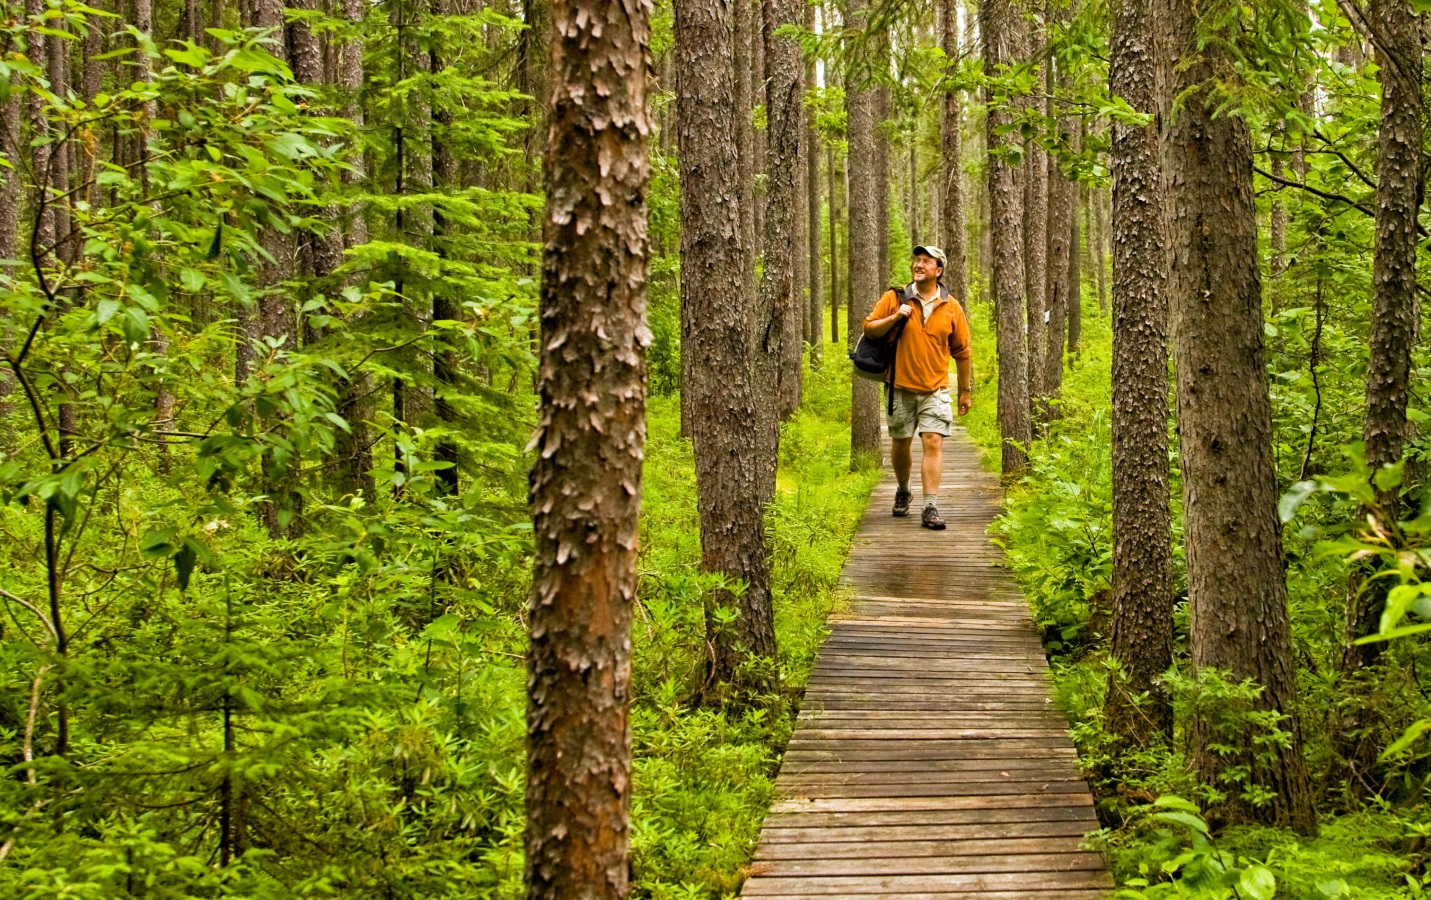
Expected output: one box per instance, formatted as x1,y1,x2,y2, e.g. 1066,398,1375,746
753,5,766,246
1023,13,1048,415
940,0,967,303
1104,0,1173,748
1163,0,1315,833
735,0,756,300
525,0,649,893
846,0,882,468
982,0,1031,478
1341,0,1422,676
760,0,802,446
677,0,778,694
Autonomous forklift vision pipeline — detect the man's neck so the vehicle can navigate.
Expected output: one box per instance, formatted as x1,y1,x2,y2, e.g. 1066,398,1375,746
913,279,941,301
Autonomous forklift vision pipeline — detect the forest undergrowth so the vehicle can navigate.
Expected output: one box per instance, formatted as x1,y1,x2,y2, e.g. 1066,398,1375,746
963,294,1431,898
0,335,876,900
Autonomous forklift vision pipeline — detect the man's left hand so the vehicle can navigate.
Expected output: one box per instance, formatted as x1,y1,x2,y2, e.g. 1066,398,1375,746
958,391,972,416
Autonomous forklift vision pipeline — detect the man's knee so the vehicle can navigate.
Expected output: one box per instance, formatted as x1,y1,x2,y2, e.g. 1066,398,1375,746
920,432,943,450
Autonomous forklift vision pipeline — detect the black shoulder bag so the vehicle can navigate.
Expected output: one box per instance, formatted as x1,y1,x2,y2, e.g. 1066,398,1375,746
849,285,916,415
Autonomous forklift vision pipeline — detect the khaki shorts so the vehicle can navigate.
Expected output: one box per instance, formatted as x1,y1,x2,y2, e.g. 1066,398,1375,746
887,387,953,439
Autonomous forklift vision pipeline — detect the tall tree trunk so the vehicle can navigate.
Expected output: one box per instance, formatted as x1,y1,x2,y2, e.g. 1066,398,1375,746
875,77,890,285
806,4,823,366
940,0,967,303
982,0,1031,478
1023,11,1048,416
429,0,460,495
676,0,778,694
735,0,756,299
0,31,18,266
1067,121,1083,359
46,10,71,265
753,4,766,248
771,0,803,420
0,24,16,415
828,140,841,346
846,0,881,468
333,0,374,497
1104,0,1173,748
26,0,53,258
1163,0,1315,833
525,0,650,891
1043,49,1070,405
518,0,550,178
761,0,801,435
1341,0,1423,675
1093,181,1109,311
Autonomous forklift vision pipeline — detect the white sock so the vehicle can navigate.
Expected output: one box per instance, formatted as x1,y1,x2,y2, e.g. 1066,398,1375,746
924,493,938,508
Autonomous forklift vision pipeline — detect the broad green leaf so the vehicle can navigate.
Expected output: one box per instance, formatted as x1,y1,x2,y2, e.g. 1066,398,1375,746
1239,865,1276,900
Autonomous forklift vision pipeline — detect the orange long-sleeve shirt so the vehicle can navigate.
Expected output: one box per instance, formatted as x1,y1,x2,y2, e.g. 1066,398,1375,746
865,287,973,394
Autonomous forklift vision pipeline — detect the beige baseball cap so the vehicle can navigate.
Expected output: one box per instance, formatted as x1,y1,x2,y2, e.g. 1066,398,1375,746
913,245,947,267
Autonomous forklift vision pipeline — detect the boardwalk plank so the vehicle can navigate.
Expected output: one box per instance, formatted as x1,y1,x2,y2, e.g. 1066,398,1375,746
740,429,1107,898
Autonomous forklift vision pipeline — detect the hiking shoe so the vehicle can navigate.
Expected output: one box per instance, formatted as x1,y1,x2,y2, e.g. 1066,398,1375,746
921,504,946,530
893,487,913,517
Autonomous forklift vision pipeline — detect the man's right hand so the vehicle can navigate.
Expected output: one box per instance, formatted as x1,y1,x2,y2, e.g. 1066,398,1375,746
897,304,914,318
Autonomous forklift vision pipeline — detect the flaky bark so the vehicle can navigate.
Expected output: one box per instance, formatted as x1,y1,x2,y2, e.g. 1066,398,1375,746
982,0,1031,478
1104,0,1173,747
677,0,777,693
846,0,882,467
940,0,967,303
525,0,650,893
1163,0,1315,833
1342,0,1423,676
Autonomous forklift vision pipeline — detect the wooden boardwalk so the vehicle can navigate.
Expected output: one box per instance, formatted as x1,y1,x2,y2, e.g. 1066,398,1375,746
742,428,1110,899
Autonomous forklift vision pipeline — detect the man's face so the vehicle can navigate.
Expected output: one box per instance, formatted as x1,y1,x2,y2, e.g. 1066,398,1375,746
912,253,942,282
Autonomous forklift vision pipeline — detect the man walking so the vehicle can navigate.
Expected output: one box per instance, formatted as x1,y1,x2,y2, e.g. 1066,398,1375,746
862,246,973,530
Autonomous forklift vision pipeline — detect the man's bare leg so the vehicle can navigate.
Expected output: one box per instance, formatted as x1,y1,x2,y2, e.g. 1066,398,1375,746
920,432,943,504
892,436,914,487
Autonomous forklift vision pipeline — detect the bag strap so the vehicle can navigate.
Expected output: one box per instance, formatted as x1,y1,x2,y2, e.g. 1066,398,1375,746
885,286,916,416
